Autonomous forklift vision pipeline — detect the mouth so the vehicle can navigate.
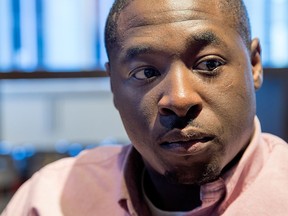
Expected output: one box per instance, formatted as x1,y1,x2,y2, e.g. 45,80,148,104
159,130,215,155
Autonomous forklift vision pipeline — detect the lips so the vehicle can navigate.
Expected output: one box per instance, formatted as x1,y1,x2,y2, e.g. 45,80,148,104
159,128,215,154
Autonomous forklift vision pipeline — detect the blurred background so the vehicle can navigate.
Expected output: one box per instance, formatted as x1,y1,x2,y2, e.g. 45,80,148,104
0,0,287,211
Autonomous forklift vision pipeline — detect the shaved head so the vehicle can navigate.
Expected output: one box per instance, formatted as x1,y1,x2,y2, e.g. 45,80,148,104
217,0,251,47
104,0,251,59
104,0,132,58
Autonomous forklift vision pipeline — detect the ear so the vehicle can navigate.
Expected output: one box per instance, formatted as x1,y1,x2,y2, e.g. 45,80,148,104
105,62,111,77
250,38,263,90
105,62,119,110
105,62,114,92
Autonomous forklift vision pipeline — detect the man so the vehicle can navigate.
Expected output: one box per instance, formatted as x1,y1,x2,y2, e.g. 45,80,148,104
2,0,288,215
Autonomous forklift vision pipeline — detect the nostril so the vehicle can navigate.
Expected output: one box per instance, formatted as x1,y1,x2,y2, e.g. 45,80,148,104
159,107,176,116
159,105,203,129
159,104,202,118
187,104,202,119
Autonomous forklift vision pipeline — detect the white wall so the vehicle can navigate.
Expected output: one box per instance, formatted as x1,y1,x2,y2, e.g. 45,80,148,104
0,78,129,150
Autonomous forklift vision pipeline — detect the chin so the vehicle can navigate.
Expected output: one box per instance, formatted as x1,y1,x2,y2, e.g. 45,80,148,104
164,161,222,185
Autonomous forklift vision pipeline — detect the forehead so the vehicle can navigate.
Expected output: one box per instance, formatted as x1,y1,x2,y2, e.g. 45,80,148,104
117,0,228,33
113,0,241,60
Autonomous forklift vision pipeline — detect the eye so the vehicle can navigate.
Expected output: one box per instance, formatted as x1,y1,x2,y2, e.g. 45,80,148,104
194,58,225,75
132,67,161,80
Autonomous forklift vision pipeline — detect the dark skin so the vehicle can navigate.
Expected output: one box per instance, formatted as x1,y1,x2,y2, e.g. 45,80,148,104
143,163,202,210
106,0,263,211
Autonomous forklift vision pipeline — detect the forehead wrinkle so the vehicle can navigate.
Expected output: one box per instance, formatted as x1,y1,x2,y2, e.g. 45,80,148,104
121,30,226,63
121,7,222,31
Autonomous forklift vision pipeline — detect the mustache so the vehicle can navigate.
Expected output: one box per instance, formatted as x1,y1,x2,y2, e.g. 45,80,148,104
159,115,202,130
159,105,202,130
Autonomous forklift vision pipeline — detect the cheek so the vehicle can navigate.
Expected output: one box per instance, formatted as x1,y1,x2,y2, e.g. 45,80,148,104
230,70,256,117
114,86,159,140
114,89,166,172
201,68,255,138
139,94,159,125
213,65,255,117
213,71,256,155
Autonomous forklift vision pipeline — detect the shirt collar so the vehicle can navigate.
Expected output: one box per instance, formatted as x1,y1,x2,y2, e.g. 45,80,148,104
118,146,151,215
220,116,264,206
118,116,263,215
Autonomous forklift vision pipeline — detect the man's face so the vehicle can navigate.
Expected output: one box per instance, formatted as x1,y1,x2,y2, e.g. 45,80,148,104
107,0,262,184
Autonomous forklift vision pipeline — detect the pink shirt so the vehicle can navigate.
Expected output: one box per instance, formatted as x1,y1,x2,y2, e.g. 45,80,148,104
2,118,288,216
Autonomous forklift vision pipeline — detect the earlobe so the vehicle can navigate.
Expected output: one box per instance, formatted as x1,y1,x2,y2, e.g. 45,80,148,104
105,62,119,110
105,62,111,77
250,38,263,90
105,62,114,93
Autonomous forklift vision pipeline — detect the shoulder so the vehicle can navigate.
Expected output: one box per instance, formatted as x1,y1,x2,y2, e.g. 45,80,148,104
253,133,288,177
223,134,288,215
239,133,288,198
2,144,132,215
248,133,288,195
38,144,131,174
262,133,287,148
23,144,133,191
261,133,288,161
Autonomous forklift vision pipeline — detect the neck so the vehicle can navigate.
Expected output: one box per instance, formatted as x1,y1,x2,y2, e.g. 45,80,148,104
143,168,202,212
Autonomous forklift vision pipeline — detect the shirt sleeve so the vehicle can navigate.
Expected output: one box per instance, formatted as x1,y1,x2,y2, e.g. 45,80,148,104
1,179,34,216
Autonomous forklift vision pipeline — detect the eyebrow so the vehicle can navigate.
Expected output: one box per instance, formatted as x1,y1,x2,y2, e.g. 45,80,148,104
122,31,225,61
191,31,223,47
124,45,155,61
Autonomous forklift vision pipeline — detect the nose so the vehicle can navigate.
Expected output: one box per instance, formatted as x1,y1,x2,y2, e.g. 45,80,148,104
158,64,203,118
